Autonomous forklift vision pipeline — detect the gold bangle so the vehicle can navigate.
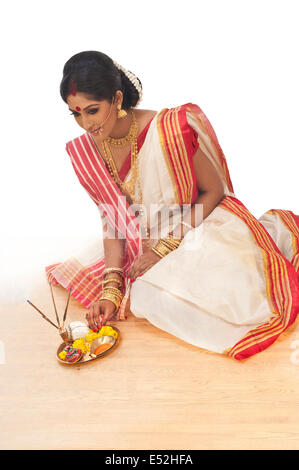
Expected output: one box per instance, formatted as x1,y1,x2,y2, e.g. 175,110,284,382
162,237,182,247
155,240,173,252
100,293,121,312
151,243,171,258
159,240,178,251
103,267,124,277
101,278,123,287
164,234,183,245
100,289,123,305
102,284,123,293
158,244,172,254
101,288,123,299
102,293,123,302
102,286,124,297
151,247,165,258
151,236,182,259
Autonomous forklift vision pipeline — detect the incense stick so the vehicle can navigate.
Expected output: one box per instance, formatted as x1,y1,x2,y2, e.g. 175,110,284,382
62,288,72,329
49,282,61,328
26,300,59,329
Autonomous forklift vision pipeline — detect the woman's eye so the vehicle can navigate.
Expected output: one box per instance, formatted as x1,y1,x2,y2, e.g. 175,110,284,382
69,108,98,117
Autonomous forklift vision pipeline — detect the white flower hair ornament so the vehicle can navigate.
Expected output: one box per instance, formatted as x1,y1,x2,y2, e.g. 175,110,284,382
113,60,143,106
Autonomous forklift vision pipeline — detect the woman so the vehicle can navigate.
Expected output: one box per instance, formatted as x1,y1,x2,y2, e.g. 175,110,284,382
46,50,299,360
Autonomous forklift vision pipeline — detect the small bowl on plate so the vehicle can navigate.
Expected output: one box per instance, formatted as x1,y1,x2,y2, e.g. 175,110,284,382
89,335,115,358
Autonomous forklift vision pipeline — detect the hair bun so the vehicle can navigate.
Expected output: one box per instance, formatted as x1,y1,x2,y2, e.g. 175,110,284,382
113,60,143,106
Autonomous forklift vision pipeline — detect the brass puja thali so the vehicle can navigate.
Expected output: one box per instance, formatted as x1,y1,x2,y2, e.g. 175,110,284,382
56,326,120,365
26,282,120,367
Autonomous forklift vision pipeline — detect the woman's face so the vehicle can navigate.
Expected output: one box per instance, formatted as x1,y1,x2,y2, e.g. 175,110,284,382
66,91,122,139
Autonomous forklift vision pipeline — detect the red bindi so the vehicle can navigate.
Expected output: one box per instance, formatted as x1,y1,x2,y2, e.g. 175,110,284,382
75,106,81,111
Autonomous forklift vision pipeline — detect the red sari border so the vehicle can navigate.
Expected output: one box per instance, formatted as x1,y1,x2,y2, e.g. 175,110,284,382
157,105,198,205
118,116,155,181
186,103,234,194
266,209,299,272
156,103,234,206
219,196,299,360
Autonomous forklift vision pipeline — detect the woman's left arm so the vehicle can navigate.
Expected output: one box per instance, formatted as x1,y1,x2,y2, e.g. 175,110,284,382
128,148,225,280
169,147,225,238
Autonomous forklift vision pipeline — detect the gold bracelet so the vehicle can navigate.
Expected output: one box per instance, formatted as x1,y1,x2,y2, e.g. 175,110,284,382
103,286,123,295
160,236,182,249
162,236,182,246
102,287,123,298
100,285,123,304
151,247,165,258
103,267,124,277
160,239,180,251
151,243,171,258
102,286,124,297
100,292,122,311
101,278,124,287
151,236,182,258
156,241,172,255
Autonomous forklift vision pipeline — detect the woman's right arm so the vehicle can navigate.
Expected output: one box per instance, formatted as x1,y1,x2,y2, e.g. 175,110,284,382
103,237,126,282
87,219,126,330
102,214,126,286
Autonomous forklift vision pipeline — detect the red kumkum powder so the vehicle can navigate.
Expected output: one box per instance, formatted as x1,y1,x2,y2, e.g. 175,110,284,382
70,79,77,96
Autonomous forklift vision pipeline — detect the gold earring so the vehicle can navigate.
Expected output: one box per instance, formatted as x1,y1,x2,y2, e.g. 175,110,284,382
117,104,127,118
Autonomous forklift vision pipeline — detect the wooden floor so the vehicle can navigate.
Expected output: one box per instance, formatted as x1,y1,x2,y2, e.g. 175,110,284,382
1,280,299,450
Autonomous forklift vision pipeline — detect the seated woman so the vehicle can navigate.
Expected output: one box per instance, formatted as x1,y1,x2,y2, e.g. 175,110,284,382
46,50,299,360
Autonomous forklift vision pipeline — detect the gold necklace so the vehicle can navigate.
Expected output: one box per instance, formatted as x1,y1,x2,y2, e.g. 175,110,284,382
92,110,150,244
106,110,138,147
101,111,139,203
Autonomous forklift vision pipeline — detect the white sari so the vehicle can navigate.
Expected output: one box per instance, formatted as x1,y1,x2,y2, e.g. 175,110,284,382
129,105,299,358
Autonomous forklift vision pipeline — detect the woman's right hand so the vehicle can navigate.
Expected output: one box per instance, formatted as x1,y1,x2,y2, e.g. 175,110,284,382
86,299,117,330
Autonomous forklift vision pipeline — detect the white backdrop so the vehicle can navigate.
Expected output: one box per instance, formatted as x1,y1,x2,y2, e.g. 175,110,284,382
1,0,298,303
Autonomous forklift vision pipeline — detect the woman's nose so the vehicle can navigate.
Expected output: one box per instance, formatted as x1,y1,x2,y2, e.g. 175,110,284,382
81,116,93,130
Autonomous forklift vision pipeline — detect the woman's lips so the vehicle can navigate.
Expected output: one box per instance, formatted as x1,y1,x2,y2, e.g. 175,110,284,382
90,126,101,135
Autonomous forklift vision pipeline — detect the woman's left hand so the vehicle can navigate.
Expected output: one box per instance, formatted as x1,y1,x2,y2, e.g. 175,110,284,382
128,250,161,280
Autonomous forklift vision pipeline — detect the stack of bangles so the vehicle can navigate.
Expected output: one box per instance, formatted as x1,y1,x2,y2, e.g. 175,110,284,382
100,267,125,312
151,234,183,258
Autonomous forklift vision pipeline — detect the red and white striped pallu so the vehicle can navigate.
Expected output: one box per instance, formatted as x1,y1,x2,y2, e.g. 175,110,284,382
46,103,299,359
